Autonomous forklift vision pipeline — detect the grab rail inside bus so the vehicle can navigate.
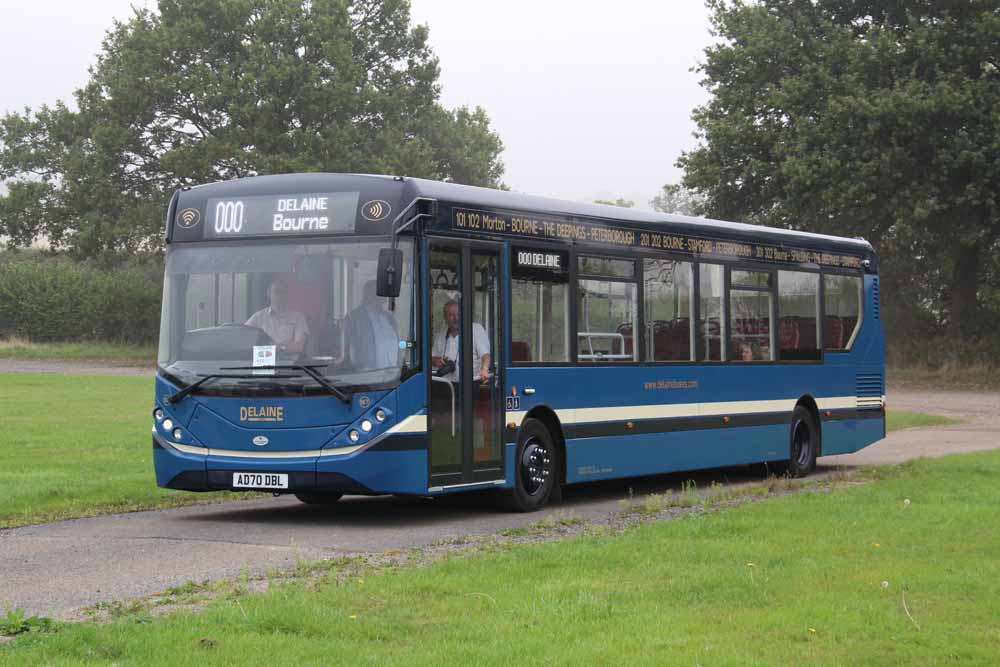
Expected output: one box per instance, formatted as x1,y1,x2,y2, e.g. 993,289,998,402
577,332,632,361
431,376,456,436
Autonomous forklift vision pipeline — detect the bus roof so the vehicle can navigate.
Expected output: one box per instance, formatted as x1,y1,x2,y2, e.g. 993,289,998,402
401,176,874,254
178,172,874,256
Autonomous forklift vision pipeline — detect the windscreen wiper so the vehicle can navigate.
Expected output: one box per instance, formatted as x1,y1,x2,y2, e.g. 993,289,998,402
221,365,352,404
166,372,298,404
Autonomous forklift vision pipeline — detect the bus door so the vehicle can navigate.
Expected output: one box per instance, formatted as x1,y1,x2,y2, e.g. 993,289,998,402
426,241,504,488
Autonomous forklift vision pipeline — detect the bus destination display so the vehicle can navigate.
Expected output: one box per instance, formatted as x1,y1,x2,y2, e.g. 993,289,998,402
200,192,360,238
453,207,863,270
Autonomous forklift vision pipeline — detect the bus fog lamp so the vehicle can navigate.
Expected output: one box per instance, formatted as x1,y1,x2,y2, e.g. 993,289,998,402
360,419,373,433
162,419,174,431
374,409,387,422
154,409,164,421
348,429,360,443
172,428,183,440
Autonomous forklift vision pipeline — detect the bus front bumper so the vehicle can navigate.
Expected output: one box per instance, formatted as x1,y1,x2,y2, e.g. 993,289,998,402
153,433,426,495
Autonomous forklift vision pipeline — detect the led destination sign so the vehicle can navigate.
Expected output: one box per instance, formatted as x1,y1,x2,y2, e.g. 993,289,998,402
512,246,568,282
453,207,863,270
199,192,360,238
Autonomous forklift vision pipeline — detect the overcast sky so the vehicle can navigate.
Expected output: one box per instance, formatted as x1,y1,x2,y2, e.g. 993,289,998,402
0,1,714,208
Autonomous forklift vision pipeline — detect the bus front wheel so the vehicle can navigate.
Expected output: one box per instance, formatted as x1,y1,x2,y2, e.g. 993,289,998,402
498,418,559,512
782,406,818,478
294,492,343,505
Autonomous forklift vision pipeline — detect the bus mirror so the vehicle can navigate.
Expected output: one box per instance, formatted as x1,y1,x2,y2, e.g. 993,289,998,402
376,248,403,298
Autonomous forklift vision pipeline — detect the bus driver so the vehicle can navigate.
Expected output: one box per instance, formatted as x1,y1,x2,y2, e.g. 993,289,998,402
431,299,490,381
245,277,310,355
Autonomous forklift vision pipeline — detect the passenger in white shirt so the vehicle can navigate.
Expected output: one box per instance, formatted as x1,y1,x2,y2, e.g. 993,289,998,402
245,278,310,355
431,300,491,381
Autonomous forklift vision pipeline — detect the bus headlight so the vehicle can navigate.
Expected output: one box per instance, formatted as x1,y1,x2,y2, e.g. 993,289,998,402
154,409,164,421
162,419,174,431
348,429,360,443
374,409,387,422
172,428,183,440
360,419,373,433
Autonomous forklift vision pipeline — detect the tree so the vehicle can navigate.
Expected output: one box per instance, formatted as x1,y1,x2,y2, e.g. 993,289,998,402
679,0,1000,339
594,198,634,208
650,184,705,217
0,0,504,256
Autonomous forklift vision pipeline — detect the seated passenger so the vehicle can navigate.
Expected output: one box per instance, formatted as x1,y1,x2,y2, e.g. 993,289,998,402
346,280,401,371
245,277,309,355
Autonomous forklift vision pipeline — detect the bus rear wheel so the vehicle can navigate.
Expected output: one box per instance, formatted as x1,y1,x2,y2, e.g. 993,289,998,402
782,406,818,478
498,418,559,512
294,492,343,505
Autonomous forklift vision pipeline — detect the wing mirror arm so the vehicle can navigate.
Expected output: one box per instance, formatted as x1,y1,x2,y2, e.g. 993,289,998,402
377,197,437,298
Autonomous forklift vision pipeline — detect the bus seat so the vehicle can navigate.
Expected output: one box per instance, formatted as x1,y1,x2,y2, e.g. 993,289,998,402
651,323,669,360
617,323,634,356
672,319,691,360
511,341,533,363
798,317,818,350
825,316,844,348
779,317,800,351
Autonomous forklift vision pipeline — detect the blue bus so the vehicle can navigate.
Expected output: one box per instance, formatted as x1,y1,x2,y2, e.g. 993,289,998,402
153,173,885,511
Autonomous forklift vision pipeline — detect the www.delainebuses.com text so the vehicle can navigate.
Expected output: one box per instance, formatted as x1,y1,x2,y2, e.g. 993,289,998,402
452,209,861,269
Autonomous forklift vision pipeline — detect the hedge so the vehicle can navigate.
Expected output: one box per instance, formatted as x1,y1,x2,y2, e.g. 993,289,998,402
0,253,163,344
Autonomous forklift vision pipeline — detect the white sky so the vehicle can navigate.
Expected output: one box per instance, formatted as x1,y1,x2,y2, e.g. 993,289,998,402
0,0,714,208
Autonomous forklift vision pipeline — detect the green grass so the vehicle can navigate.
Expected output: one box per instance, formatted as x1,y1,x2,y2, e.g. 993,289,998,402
0,338,155,364
0,374,246,528
4,452,1000,664
887,410,960,431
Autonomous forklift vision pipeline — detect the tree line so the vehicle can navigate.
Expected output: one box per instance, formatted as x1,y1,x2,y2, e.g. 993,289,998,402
3,0,998,363
0,0,504,258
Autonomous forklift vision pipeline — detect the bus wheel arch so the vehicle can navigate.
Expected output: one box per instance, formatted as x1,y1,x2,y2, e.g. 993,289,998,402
498,407,564,511
795,394,822,458
784,401,820,478
523,406,566,491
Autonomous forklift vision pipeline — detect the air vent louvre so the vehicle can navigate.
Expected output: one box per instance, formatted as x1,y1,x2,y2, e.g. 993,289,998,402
856,373,883,409
872,277,880,320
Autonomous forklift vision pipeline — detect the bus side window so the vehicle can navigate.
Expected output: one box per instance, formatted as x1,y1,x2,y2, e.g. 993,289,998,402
510,248,569,363
698,264,724,361
643,259,694,361
729,269,775,362
824,274,863,351
778,270,820,361
576,255,638,363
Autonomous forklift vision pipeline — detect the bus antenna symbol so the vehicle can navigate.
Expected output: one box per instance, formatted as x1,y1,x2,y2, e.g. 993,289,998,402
362,200,391,221
178,208,201,228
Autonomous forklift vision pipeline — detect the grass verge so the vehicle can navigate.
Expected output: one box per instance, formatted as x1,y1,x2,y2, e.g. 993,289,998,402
886,410,960,431
3,451,999,664
0,374,251,529
0,338,155,364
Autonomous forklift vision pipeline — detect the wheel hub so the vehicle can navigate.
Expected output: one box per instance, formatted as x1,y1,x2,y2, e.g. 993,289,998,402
520,440,551,496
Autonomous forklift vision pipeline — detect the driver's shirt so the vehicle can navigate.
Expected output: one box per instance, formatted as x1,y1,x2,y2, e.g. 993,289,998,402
245,307,310,348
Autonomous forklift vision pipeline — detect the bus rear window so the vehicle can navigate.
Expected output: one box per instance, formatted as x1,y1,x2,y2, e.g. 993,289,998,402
824,274,863,351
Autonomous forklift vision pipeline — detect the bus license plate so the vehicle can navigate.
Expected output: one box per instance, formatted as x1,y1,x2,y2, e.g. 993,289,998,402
232,472,288,489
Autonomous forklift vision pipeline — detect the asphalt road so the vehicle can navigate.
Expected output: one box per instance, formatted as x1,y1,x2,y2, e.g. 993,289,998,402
1,390,996,620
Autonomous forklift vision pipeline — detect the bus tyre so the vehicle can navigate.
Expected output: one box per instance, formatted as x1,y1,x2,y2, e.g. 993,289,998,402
784,406,818,478
499,418,559,512
294,492,343,505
